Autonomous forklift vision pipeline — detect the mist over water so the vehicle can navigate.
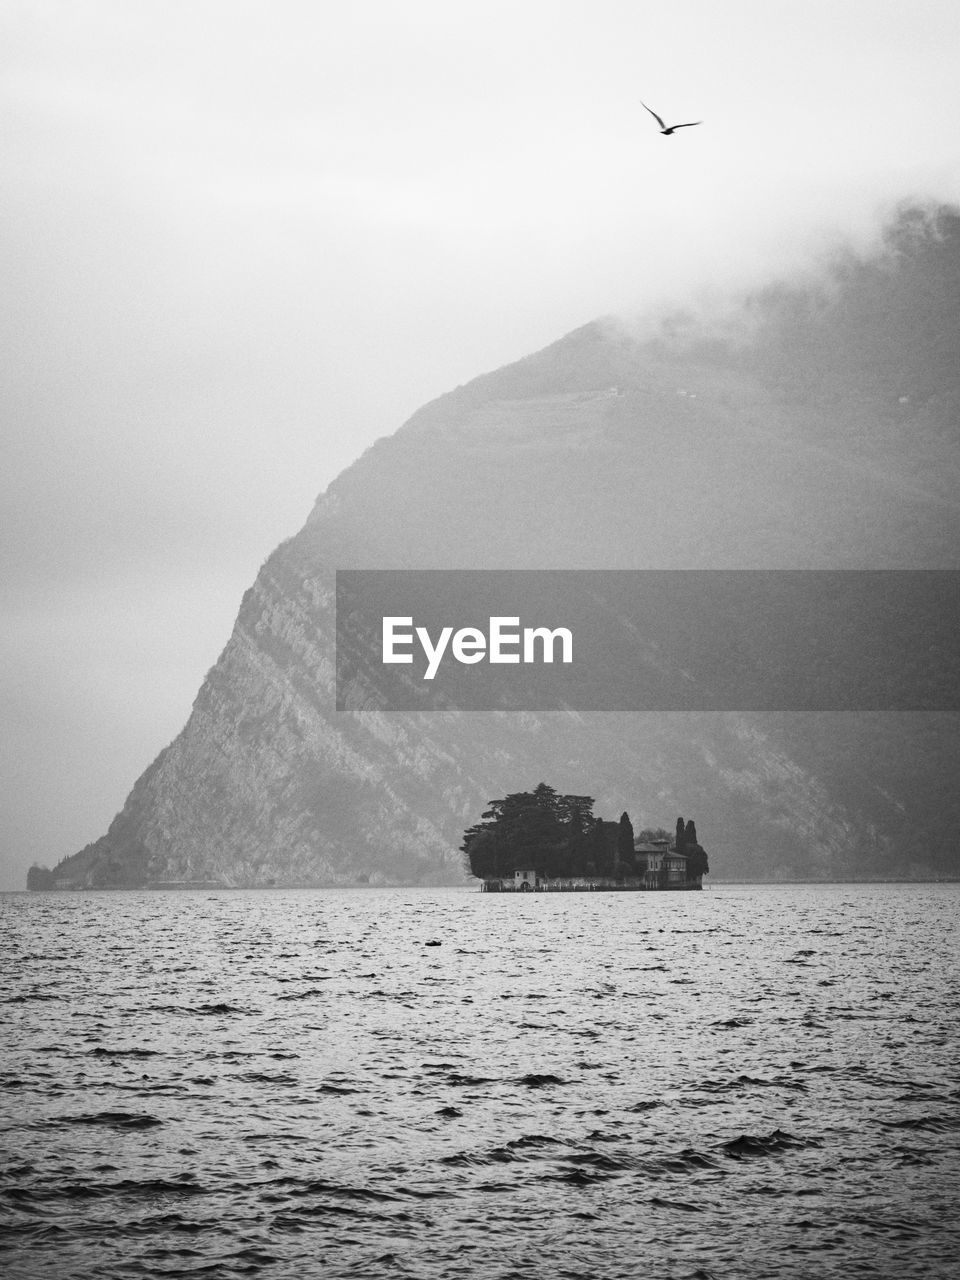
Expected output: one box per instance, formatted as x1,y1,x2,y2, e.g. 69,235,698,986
2,884,959,1278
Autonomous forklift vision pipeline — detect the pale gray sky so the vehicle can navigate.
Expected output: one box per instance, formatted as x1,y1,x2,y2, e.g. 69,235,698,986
2,0,959,888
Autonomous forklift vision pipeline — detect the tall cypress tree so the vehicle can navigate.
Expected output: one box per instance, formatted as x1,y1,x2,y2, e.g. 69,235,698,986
617,812,635,877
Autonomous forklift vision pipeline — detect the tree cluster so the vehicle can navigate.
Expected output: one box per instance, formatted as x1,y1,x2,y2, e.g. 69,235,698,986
461,783,708,882
461,783,615,879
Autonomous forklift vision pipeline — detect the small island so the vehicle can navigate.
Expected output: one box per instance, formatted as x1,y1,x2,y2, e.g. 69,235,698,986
462,782,709,892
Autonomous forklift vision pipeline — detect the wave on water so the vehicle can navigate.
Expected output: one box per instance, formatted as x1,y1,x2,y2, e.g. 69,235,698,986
2,884,960,1278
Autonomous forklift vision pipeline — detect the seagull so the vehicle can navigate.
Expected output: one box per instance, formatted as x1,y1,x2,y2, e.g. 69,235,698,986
641,101,702,135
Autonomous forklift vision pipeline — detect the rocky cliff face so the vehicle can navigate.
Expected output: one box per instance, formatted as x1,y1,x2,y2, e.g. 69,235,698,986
53,207,960,886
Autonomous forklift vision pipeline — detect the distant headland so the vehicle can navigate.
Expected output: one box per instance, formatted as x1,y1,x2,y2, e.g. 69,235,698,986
462,783,708,892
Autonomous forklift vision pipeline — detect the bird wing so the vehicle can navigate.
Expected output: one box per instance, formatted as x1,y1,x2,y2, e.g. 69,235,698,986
640,101,666,130
670,121,702,130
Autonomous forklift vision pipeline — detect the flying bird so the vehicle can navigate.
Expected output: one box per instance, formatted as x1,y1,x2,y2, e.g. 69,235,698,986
641,101,702,135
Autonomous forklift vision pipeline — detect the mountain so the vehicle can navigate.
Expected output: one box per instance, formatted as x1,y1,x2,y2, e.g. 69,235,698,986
46,204,960,888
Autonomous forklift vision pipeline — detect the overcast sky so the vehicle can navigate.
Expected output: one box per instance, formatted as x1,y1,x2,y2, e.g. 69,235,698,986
2,0,959,889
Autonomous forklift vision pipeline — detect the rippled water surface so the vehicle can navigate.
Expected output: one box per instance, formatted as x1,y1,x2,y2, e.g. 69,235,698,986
2,884,960,1279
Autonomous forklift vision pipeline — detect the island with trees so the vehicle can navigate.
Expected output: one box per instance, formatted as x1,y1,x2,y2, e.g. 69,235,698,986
461,783,709,891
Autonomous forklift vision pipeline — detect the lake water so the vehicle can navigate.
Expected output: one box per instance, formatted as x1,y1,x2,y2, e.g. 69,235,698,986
2,884,959,1279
